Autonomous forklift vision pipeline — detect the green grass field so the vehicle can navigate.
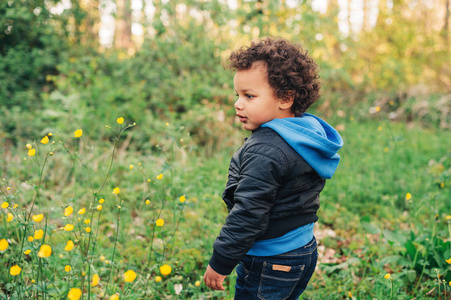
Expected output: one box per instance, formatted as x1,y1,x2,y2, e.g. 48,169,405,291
1,114,450,299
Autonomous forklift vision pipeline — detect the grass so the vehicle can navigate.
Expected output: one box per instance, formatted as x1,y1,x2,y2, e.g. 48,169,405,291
0,113,450,299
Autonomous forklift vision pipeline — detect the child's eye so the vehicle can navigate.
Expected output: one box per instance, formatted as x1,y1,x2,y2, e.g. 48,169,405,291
246,94,254,99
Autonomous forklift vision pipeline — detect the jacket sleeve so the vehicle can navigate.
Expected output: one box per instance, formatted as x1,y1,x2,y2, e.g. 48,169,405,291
209,143,288,275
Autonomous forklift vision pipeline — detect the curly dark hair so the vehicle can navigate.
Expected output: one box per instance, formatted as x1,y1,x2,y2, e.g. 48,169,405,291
228,38,320,115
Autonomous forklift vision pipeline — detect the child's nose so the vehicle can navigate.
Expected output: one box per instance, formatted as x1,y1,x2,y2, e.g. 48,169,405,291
234,98,244,110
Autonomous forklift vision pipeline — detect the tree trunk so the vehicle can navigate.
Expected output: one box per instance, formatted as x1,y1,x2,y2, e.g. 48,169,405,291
443,0,450,44
115,0,133,50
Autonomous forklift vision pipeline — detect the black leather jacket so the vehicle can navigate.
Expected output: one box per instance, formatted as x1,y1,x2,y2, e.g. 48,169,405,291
209,127,325,275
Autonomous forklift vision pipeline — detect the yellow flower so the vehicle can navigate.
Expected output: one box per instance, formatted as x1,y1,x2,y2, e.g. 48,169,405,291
28,148,36,156
64,206,74,217
65,265,72,272
41,136,49,144
375,106,381,112
348,291,353,298
97,205,102,211
377,126,383,131
446,258,451,264
124,270,137,282
34,229,44,240
113,187,120,194
26,143,32,149
156,173,163,180
440,182,445,188
195,280,201,287
74,129,83,138
38,244,52,258
109,294,119,300
10,265,21,276
65,240,75,251
100,255,105,261
91,274,100,286
7,213,13,222
384,273,391,280
6,187,10,190
78,208,86,215
85,227,91,233
13,204,18,208
67,288,82,300
99,198,104,204
118,206,121,209
84,219,90,224
24,249,31,255
446,215,451,221
32,214,44,222
145,200,150,205
117,117,124,124
406,193,412,200
129,164,134,169
64,224,74,231
156,218,164,227
155,276,162,282
28,236,34,242
179,195,186,203
48,133,52,136
31,279,35,283
1,201,9,209
0,239,9,251
147,179,150,182
159,264,171,276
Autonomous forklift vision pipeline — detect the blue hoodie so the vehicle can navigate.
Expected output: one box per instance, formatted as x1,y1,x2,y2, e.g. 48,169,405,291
261,113,343,179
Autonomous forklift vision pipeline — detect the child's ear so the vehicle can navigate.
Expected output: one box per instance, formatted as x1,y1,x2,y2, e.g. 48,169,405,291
279,91,294,110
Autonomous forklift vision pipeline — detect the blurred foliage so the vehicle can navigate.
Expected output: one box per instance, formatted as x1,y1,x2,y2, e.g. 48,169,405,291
1,0,450,149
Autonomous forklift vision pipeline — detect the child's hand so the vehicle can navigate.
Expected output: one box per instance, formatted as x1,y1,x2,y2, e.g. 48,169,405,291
203,264,226,291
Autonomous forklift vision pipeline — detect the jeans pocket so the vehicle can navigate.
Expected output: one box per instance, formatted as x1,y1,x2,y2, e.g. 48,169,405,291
257,261,305,300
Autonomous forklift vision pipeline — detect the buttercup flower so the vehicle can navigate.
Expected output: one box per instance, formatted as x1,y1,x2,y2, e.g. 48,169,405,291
34,229,44,240
179,195,186,203
85,227,91,233
195,280,201,287
92,274,100,286
159,264,171,276
24,249,31,255
41,136,49,144
406,193,412,200
64,224,75,231
10,265,21,276
7,213,13,222
97,205,102,211
384,273,391,280
99,198,104,204
32,214,44,222
156,173,163,180
38,244,52,258
155,276,162,282
145,199,150,205
1,201,9,209
74,129,83,138
124,270,137,282
156,218,164,227
113,187,120,194
65,240,75,251
84,219,90,224
67,288,82,300
0,239,9,251
446,215,451,221
28,236,34,242
117,117,124,124
48,133,52,136
26,143,32,149
64,206,74,217
78,208,86,215
129,164,134,169
28,148,36,156
109,294,119,300
446,258,451,264
65,265,72,272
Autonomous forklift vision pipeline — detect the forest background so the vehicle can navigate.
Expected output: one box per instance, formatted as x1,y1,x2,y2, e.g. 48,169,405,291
1,0,451,299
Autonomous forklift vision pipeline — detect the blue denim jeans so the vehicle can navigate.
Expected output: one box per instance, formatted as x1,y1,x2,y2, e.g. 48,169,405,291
234,236,317,300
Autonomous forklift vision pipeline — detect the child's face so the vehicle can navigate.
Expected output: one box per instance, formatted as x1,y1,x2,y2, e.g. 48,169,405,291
234,62,293,131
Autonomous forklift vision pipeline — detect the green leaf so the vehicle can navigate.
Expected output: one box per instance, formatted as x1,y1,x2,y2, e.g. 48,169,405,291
361,221,380,234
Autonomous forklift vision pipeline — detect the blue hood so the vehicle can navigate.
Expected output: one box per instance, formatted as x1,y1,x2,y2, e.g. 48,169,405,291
261,113,343,179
